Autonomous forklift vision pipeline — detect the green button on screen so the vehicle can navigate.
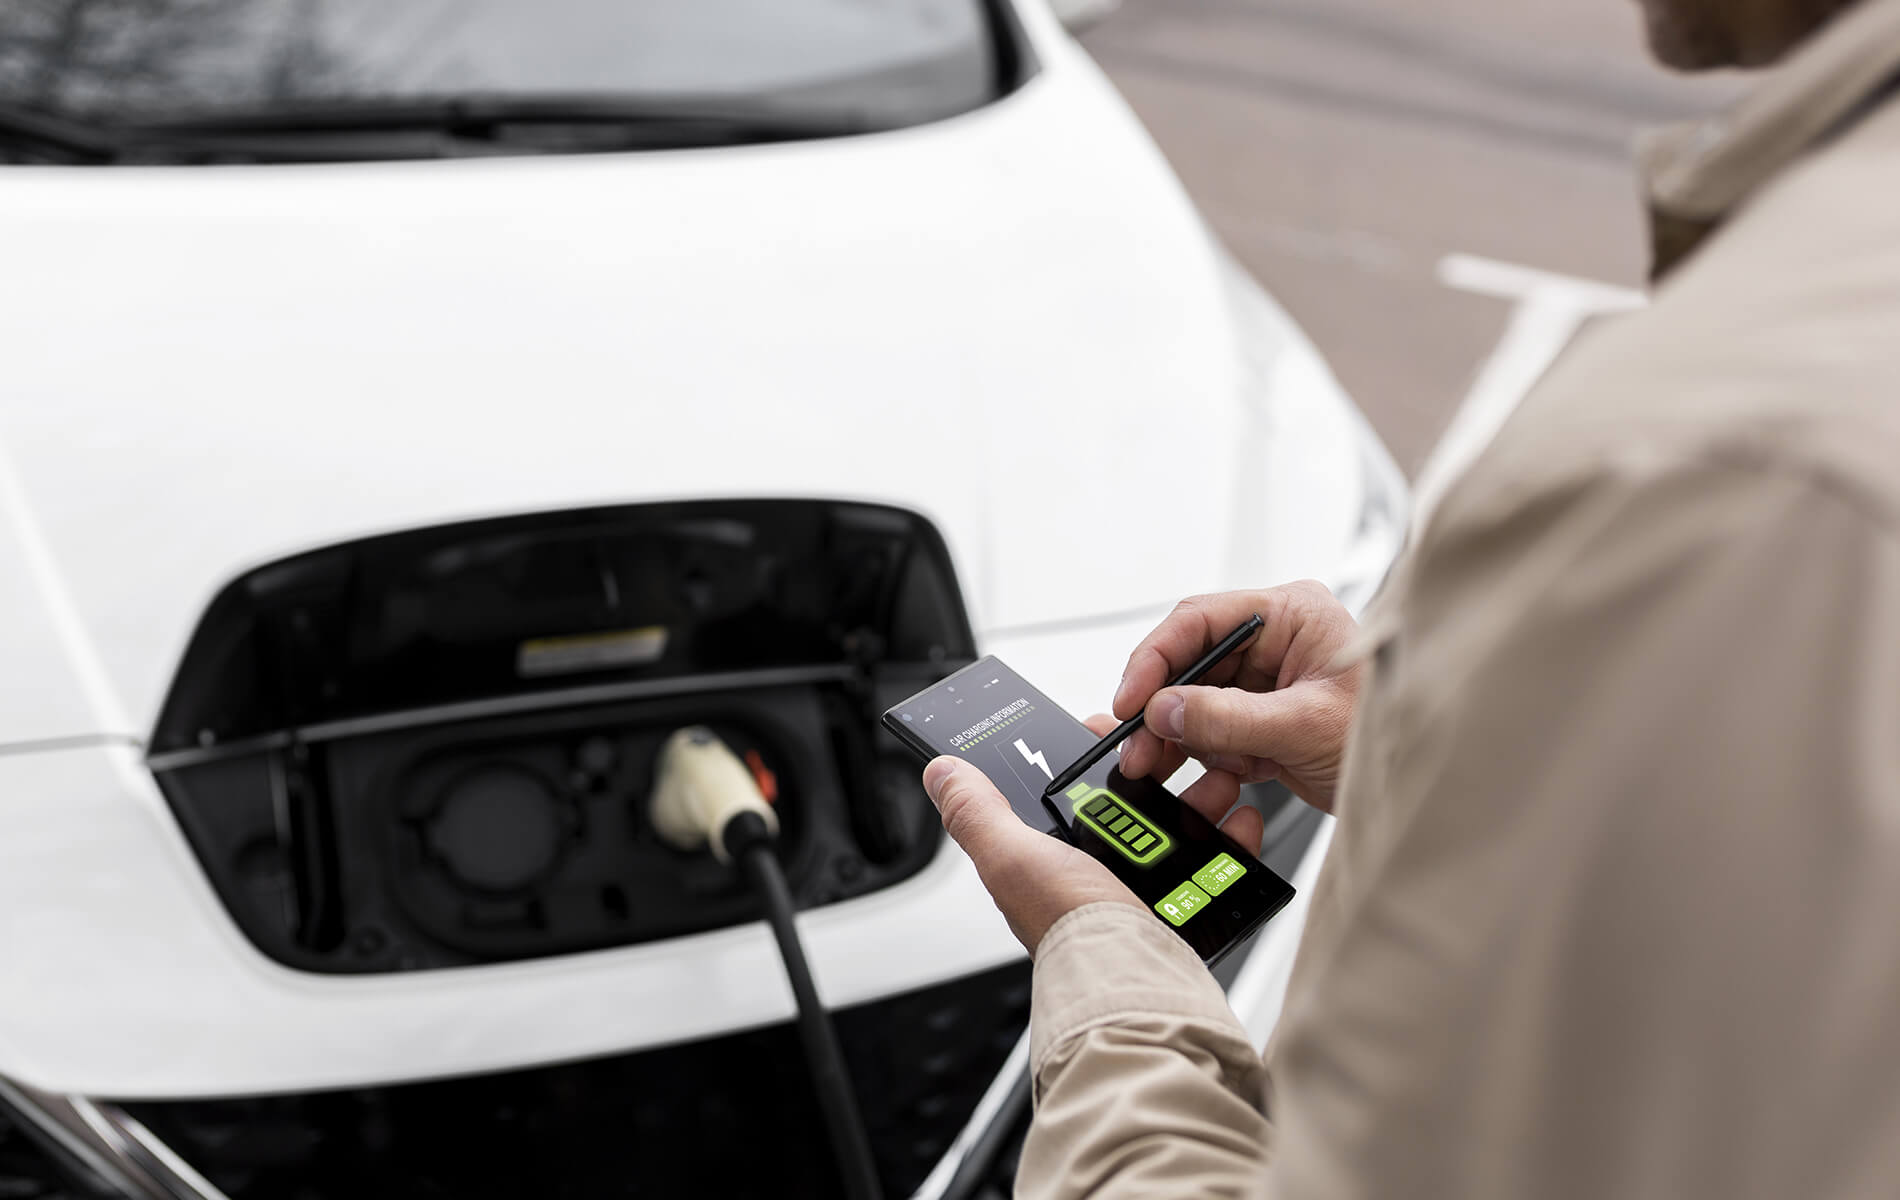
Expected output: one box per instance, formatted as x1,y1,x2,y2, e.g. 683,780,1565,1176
1156,880,1212,926
1193,852,1246,897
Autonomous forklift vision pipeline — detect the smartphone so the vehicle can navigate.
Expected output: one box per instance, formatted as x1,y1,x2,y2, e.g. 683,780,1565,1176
883,655,1296,965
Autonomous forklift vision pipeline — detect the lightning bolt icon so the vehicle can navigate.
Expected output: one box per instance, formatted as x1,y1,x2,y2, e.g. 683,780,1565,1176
1015,738,1052,782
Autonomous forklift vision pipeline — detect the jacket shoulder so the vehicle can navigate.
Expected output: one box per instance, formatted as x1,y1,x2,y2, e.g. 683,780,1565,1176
1442,94,1900,541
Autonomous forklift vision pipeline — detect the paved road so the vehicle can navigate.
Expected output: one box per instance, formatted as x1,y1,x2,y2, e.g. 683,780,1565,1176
1082,0,1747,474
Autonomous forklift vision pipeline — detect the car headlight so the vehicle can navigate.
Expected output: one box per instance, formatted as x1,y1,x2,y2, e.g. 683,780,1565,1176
1217,250,1408,616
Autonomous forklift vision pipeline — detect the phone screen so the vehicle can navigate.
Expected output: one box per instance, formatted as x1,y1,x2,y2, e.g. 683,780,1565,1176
883,656,1296,964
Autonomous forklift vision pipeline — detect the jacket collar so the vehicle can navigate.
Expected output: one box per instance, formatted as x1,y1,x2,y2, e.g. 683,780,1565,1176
1638,0,1900,278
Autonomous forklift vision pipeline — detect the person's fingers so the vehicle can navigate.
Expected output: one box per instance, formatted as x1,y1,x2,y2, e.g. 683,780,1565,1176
1114,582,1357,722
1114,592,1269,720
1151,741,1193,783
1081,710,1188,792
1082,711,1175,776
1070,709,1271,872
1117,726,1166,779
924,754,1143,952
1118,728,1189,782
1178,767,1240,826
1147,683,1316,761
1201,752,1245,776
1201,753,1284,784
1179,770,1266,855
923,756,1034,868
1218,804,1265,857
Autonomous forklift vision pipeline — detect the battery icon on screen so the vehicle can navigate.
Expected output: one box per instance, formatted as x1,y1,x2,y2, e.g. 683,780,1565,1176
1066,782,1174,866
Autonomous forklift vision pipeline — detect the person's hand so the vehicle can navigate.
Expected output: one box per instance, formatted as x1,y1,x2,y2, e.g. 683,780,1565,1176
1116,581,1363,816
920,715,1145,954
922,708,1275,953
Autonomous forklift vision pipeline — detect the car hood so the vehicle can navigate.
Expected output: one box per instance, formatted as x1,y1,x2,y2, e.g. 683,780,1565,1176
0,64,1272,746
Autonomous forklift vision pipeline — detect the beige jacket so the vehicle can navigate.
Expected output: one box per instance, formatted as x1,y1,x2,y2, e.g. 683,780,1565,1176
1018,4,1900,1197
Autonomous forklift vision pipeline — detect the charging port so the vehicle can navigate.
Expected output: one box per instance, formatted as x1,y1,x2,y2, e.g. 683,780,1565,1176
147,500,975,974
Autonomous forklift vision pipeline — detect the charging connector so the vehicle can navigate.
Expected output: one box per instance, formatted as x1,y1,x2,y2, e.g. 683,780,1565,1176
650,727,882,1200
649,727,781,862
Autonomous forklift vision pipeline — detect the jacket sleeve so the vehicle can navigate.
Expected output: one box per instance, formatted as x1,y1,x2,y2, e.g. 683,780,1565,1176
1015,901,1273,1200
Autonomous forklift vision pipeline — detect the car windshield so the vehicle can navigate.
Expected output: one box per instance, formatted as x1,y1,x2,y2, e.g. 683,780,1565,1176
0,0,1001,158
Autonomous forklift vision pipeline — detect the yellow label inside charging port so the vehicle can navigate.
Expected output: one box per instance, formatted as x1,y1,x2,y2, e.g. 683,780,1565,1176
516,626,668,678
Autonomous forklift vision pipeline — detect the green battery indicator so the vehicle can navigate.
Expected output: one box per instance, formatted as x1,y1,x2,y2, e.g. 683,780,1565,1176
1066,782,1174,866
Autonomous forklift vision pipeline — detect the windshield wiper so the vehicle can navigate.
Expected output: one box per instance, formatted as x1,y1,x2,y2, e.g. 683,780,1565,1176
0,102,121,163
0,99,462,164
128,95,880,152
0,95,879,165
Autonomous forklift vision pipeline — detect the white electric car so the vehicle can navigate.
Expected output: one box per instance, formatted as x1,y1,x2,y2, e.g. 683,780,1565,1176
0,1,1406,1195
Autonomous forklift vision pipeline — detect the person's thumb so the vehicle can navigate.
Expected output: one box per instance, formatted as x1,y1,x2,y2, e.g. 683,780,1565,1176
923,756,1025,865
1147,683,1316,761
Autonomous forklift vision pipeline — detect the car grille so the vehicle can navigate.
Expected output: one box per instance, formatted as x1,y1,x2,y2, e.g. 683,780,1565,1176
0,1104,80,1200
119,962,1030,1199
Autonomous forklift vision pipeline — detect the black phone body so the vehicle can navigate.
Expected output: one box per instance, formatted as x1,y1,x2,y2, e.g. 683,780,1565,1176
883,656,1296,966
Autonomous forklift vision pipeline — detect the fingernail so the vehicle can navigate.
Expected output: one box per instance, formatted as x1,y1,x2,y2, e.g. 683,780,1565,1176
922,757,957,802
1150,692,1185,740
1113,673,1131,712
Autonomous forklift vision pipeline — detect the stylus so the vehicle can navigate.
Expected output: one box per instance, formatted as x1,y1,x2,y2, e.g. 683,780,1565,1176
1041,612,1264,802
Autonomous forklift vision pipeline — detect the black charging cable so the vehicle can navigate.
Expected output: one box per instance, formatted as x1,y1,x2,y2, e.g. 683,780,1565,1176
650,729,884,1200
724,810,884,1200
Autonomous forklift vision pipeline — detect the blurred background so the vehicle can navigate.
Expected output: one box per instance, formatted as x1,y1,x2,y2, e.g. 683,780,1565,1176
1083,0,1742,471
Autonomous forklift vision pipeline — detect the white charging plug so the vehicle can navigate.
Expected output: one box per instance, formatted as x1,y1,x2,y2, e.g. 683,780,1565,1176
649,726,780,863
